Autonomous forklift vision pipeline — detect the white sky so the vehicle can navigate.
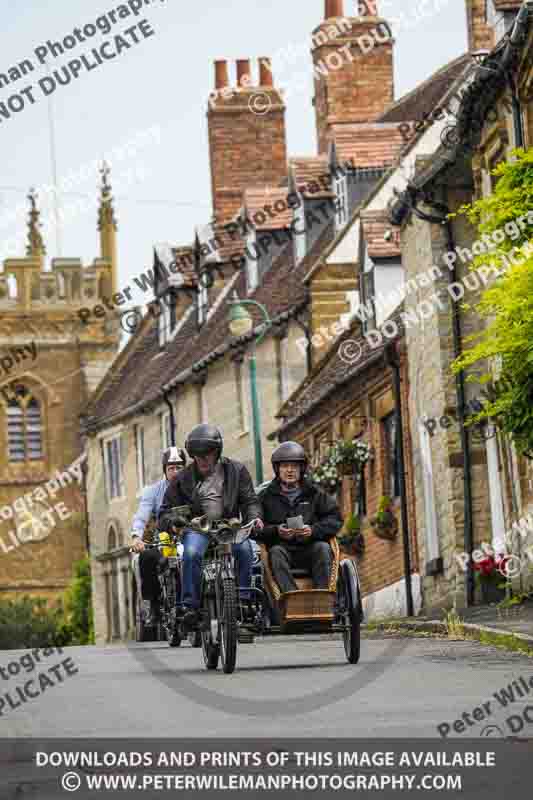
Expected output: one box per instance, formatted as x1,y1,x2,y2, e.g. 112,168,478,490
0,0,467,303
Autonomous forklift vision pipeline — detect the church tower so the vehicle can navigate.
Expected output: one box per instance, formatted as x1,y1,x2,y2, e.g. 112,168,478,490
0,174,120,604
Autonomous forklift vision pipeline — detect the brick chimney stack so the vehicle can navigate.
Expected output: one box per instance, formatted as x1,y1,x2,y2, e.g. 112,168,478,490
312,0,394,154
325,0,344,17
214,59,230,89
207,59,287,225
465,0,495,51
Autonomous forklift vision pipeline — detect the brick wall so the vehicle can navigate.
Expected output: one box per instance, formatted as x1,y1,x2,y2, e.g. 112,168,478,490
465,0,494,51
282,352,419,604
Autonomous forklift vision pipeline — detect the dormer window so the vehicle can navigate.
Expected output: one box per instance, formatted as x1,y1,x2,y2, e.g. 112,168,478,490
293,197,306,265
335,173,349,229
245,230,259,293
197,282,208,326
158,290,177,346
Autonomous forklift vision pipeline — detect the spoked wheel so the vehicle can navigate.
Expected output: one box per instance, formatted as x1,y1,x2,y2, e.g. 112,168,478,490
164,574,181,647
166,607,181,647
201,593,220,670
218,576,238,674
136,599,156,642
337,566,361,665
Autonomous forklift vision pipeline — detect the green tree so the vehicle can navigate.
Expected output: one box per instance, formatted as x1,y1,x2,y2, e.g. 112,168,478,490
59,557,95,645
452,149,533,456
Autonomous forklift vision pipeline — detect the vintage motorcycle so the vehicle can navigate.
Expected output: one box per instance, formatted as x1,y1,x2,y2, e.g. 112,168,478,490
132,506,202,647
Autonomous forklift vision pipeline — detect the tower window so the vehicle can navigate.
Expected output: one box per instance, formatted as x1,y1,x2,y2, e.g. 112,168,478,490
6,387,43,462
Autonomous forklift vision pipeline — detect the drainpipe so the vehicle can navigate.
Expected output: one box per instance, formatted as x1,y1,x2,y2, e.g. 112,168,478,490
408,194,475,607
385,341,415,618
294,315,313,372
162,390,176,446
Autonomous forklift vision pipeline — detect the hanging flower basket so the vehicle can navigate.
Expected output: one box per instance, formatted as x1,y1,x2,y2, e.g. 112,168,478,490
370,496,398,541
309,439,371,490
338,532,365,556
337,512,365,556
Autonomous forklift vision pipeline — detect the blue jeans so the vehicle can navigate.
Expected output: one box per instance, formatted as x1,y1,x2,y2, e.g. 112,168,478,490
180,529,253,609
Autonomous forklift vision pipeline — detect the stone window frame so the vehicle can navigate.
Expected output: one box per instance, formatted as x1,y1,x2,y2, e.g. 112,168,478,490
5,385,44,463
101,432,125,502
0,377,50,482
134,423,147,491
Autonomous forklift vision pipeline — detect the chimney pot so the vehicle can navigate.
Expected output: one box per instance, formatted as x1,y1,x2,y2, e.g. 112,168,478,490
236,59,252,87
325,0,344,18
259,58,273,87
214,60,229,89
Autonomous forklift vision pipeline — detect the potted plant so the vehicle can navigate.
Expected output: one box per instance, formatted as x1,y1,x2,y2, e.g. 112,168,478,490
337,513,365,556
370,495,398,541
473,553,509,604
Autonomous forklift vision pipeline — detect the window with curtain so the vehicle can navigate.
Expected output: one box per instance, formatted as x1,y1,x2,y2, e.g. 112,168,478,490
134,424,146,489
160,411,172,450
6,387,43,462
382,412,400,498
103,436,123,500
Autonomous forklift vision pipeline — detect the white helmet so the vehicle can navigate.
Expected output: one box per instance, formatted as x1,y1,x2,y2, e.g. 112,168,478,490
162,447,187,474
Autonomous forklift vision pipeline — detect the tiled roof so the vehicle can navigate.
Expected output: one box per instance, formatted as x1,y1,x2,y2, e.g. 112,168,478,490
244,187,294,230
288,156,333,198
360,210,401,259
277,312,405,432
277,324,387,432
378,54,472,124
493,1,521,9
85,221,336,430
330,123,405,167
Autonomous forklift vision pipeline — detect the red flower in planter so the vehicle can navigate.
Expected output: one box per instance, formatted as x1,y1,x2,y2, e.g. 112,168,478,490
473,553,509,579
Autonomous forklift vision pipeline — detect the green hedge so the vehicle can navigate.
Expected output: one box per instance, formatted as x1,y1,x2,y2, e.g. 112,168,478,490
0,557,95,650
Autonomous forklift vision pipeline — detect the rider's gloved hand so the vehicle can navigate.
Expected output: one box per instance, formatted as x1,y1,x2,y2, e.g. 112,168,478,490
131,535,145,553
248,518,264,537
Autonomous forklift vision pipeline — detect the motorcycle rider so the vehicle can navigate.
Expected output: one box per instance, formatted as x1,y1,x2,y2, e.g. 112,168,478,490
158,424,263,630
131,446,187,625
257,442,343,591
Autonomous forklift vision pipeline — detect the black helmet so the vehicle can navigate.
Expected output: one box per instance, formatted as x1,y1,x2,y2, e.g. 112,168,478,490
185,424,223,459
162,446,187,474
271,441,308,476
